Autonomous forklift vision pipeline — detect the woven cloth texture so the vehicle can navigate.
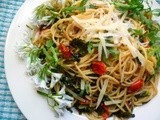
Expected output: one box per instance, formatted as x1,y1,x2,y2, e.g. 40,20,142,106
0,0,160,120
0,0,26,120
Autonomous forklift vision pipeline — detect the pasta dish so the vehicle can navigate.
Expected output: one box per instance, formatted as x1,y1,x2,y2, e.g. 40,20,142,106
17,0,160,119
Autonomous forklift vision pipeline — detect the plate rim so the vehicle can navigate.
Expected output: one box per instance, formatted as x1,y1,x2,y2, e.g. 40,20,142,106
4,0,160,120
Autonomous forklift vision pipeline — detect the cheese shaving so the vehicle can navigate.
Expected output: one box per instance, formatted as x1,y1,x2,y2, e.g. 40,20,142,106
71,2,145,65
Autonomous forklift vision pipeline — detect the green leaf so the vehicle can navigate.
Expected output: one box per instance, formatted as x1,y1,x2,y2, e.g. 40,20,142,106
50,47,58,63
128,28,143,36
152,9,160,16
34,2,59,26
89,4,96,9
87,42,93,53
61,0,88,15
85,82,90,94
139,12,152,28
38,64,49,79
29,48,42,63
35,4,47,19
37,89,48,97
135,91,149,98
46,40,53,48
80,0,88,6
43,48,52,61
108,48,119,58
70,38,89,57
62,6,85,14
150,46,160,73
114,0,143,12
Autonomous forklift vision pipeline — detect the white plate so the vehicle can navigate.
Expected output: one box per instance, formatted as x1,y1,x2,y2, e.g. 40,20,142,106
4,0,160,120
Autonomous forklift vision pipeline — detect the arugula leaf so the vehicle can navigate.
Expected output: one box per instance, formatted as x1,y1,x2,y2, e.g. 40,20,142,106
152,9,160,16
36,39,59,79
80,0,88,6
114,0,143,12
89,4,96,9
29,47,42,63
139,12,152,28
50,47,59,63
135,91,149,98
87,42,93,53
114,111,135,118
149,45,160,73
61,0,88,16
114,0,160,73
114,0,152,29
128,28,143,36
70,38,94,59
38,64,50,79
34,2,59,26
46,40,54,48
43,48,52,61
108,48,119,58
61,6,85,15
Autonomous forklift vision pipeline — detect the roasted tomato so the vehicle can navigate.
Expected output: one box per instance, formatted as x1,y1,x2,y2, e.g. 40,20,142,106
59,43,71,59
128,79,144,93
92,61,107,75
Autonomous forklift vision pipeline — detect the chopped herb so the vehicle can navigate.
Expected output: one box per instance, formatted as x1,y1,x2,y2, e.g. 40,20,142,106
70,38,90,57
128,28,143,36
61,0,88,16
34,2,59,26
37,89,48,96
114,111,135,118
89,4,96,9
152,9,160,16
139,12,152,29
87,42,93,53
75,104,94,114
46,40,54,48
43,48,52,61
114,0,143,12
135,91,150,98
29,48,42,63
80,0,88,6
61,73,77,87
108,48,119,58
38,64,50,79
70,53,80,62
70,38,86,48
149,45,160,73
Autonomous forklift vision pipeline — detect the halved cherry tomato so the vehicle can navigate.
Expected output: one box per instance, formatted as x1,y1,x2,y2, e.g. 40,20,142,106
128,79,144,93
59,43,71,59
101,104,110,120
101,104,109,113
92,61,107,75
102,112,109,120
79,100,90,105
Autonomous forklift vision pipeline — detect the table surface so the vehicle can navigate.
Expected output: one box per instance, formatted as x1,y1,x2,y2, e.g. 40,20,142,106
0,0,26,119
0,0,160,120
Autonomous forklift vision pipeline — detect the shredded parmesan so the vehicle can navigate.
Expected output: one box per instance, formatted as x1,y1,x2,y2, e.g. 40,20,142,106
96,80,108,108
71,2,145,65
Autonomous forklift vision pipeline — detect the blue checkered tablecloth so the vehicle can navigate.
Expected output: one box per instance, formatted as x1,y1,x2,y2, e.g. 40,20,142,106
0,0,160,120
0,0,26,119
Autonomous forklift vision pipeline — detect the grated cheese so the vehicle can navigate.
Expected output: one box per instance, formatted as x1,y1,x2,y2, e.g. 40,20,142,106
71,1,145,65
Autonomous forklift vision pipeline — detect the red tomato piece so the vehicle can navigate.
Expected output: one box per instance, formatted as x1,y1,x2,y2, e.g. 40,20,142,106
102,112,109,120
59,43,71,59
79,100,90,105
101,104,110,120
92,61,107,75
128,79,144,93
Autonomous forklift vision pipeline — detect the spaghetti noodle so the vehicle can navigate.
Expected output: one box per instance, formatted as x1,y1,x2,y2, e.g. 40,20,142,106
17,0,160,119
